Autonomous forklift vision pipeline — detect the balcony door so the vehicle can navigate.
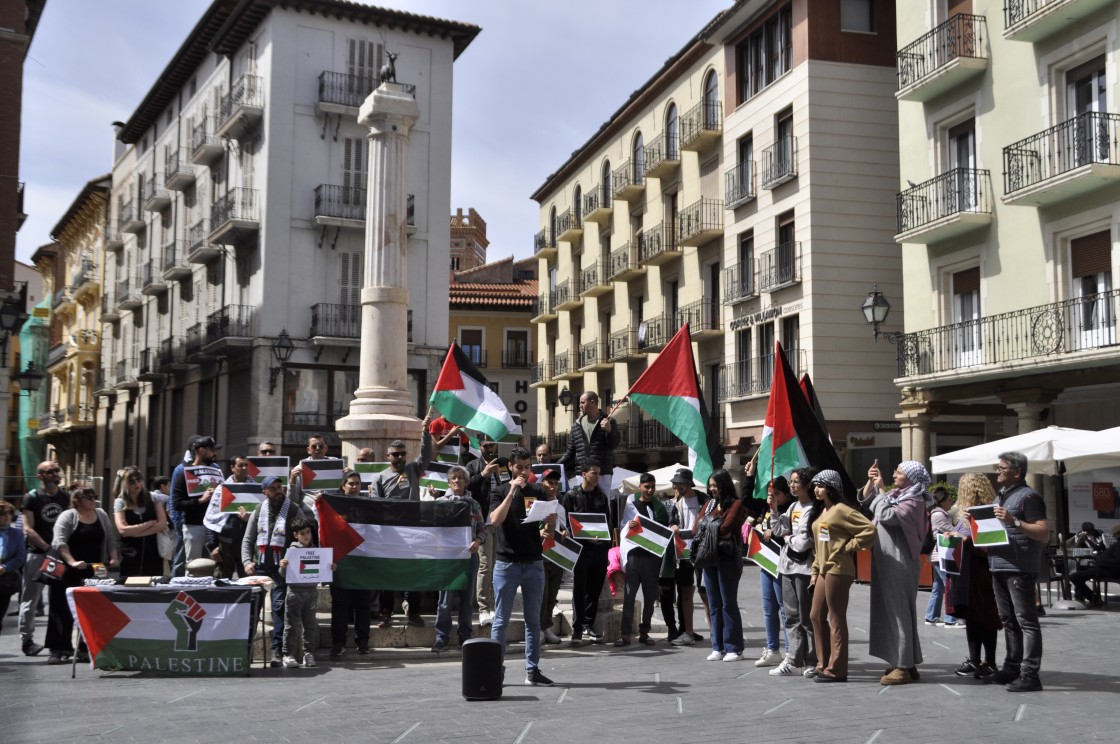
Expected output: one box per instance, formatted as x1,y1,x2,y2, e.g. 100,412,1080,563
952,267,981,367
460,328,484,367
1067,56,1108,166
758,322,774,391
948,119,978,211
1071,231,1115,348
506,329,529,368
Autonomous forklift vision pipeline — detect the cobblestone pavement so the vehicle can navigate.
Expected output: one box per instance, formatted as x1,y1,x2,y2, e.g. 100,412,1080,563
2,569,1117,743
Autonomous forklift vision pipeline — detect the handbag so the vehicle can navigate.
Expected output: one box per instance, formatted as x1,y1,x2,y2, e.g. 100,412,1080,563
157,528,175,561
35,551,68,585
690,515,723,568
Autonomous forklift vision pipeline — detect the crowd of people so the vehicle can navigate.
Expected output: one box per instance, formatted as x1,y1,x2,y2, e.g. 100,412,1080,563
2,391,1114,692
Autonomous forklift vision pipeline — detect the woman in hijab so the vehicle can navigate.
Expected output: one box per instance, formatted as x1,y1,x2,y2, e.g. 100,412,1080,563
861,460,929,685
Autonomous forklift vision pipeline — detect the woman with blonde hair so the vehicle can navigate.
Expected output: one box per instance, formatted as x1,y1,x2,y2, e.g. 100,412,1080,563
948,472,1002,679
113,467,167,577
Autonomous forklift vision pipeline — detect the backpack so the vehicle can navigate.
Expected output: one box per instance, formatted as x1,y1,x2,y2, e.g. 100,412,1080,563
690,514,723,568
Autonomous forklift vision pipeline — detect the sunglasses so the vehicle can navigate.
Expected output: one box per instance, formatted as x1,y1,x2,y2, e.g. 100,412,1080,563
39,468,61,475
127,476,144,484
388,452,406,458
259,449,276,455
79,492,98,501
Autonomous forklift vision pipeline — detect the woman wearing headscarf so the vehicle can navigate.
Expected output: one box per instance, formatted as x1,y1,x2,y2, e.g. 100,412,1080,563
861,460,929,685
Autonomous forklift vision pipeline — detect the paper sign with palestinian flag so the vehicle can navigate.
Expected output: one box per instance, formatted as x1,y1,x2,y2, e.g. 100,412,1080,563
746,528,781,578
318,493,472,591
568,512,611,541
301,457,345,490
967,505,1010,547
66,585,253,676
354,462,390,488
184,465,224,497
622,514,674,558
754,342,856,503
247,456,289,485
284,546,334,584
421,462,454,494
621,324,723,485
937,533,965,575
218,480,264,513
542,533,582,572
429,342,522,443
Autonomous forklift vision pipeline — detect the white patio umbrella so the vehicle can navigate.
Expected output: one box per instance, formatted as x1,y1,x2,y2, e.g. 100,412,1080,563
929,425,1092,476
1050,426,1120,474
619,463,704,494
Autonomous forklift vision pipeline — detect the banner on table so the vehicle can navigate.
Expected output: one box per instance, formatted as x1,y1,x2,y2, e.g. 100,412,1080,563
285,547,334,584
937,533,964,575
967,505,1010,547
248,456,289,486
67,585,253,676
622,514,673,558
301,458,345,490
542,533,582,572
184,465,224,497
568,512,611,541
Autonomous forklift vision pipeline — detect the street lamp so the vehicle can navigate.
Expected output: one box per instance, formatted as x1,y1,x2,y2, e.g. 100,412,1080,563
558,387,572,412
269,329,294,395
15,361,44,393
861,285,903,344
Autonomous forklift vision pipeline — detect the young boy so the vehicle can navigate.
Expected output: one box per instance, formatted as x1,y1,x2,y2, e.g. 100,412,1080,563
278,517,320,667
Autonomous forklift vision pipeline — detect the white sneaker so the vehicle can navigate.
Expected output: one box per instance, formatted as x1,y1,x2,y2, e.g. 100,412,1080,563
722,651,743,662
769,659,802,676
671,633,696,646
706,650,724,661
479,612,493,626
755,648,782,667
303,653,316,667
282,655,300,668
543,629,561,644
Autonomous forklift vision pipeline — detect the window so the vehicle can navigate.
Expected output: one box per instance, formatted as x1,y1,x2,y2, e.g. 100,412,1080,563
1071,231,1114,347
947,119,978,211
703,71,720,129
840,0,874,33
573,185,582,222
348,38,383,85
757,322,774,389
776,211,796,286
1066,56,1107,165
738,4,792,101
952,267,981,366
505,329,529,367
781,315,800,364
460,328,484,366
601,160,612,198
339,252,361,334
666,104,679,158
633,132,644,180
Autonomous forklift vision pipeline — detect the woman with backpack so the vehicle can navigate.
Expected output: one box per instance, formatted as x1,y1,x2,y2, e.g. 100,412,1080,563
695,468,748,662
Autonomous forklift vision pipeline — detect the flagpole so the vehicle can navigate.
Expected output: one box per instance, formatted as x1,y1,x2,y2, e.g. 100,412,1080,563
606,397,629,418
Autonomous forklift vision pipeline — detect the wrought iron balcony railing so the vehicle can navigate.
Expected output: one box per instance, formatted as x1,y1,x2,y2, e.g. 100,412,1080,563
318,71,377,109
205,304,254,345
310,303,360,338
723,261,756,303
762,136,798,188
315,184,366,221
725,162,756,207
1003,112,1120,195
719,350,805,401
676,197,723,245
582,185,611,217
579,341,609,369
680,100,722,149
219,74,264,125
502,349,532,368
896,14,987,90
758,242,801,291
897,168,992,234
210,188,259,231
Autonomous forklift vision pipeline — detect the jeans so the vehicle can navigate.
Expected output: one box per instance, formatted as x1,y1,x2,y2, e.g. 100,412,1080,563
490,560,544,671
182,524,208,562
475,531,495,613
436,553,478,644
926,562,958,623
170,526,186,577
760,569,787,653
621,551,661,636
283,587,318,655
781,572,815,667
991,571,1042,678
701,561,743,654
330,586,372,648
19,552,46,641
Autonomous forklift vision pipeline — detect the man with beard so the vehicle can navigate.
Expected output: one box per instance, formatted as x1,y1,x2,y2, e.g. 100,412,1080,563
18,461,69,656
467,434,503,625
561,458,612,645
172,436,221,561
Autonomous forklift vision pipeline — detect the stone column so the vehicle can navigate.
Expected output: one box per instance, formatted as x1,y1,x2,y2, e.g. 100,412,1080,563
999,389,1059,529
335,84,422,461
896,390,941,468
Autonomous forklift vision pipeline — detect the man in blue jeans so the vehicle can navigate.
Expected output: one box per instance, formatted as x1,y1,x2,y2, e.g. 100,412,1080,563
488,448,555,686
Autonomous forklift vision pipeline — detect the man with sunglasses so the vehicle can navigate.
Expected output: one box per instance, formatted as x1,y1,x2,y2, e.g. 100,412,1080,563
172,435,222,562
18,461,69,656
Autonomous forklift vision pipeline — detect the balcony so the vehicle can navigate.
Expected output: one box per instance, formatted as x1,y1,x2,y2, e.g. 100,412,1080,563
723,261,757,304
161,239,192,280
579,341,611,371
185,323,206,358
69,328,99,355
618,419,681,452
70,260,99,302
896,14,988,102
37,409,61,436
165,149,196,191
318,71,377,113
203,304,254,353
117,279,142,311
1003,0,1113,42
896,289,1120,380
119,200,145,234
556,207,582,243
138,349,164,381
140,261,166,295
553,351,578,380
896,168,993,244
609,327,642,362
644,132,680,180
142,178,171,212
105,226,124,253
611,159,644,202
680,100,721,152
553,280,580,311
676,198,723,247
1003,112,1120,207
758,242,801,292
725,162,756,209
158,337,190,370
582,185,612,225
314,184,366,228
579,261,612,298
533,228,557,260
531,292,556,323
215,73,264,140
608,241,644,282
188,218,221,263
190,117,224,165
761,137,798,189
502,349,532,368
462,348,488,369
46,342,67,370
101,293,120,323
114,359,139,390
719,350,805,401
677,298,722,340
640,314,672,352
529,362,554,388
209,188,259,245
93,369,115,397
63,403,95,428
310,303,361,341
638,223,680,266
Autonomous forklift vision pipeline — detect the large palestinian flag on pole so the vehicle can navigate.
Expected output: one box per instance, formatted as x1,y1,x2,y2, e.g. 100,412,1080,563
754,342,856,503
429,343,522,442
67,585,253,676
318,493,472,591
622,324,723,485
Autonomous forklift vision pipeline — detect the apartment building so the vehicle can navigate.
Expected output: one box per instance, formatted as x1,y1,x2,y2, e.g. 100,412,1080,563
531,0,903,475
96,0,478,485
893,0,1120,473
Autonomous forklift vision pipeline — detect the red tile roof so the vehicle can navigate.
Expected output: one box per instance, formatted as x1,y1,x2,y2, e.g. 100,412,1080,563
449,279,538,310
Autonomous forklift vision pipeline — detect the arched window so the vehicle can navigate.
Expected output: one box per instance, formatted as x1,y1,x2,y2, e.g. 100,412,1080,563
602,159,612,198
549,206,558,244
703,70,719,128
574,184,583,222
632,132,644,181
665,103,678,158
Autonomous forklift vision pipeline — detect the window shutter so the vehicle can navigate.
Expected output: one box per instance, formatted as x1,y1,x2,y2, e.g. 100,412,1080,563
1071,231,1111,278
953,267,980,294
340,251,361,306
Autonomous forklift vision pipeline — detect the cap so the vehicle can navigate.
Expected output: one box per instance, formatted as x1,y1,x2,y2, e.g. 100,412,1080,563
639,473,656,485
670,468,693,485
540,468,562,481
810,469,843,494
261,475,281,489
188,435,222,453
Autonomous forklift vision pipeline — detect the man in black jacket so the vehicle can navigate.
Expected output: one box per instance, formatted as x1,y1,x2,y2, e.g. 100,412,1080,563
561,458,612,645
558,391,621,494
467,435,504,626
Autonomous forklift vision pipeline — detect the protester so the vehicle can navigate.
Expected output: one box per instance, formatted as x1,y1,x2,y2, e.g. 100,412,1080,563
290,433,331,515
466,434,502,627
666,468,706,646
949,472,1002,679
330,471,373,657
432,465,485,652
926,486,963,628
534,443,552,464
168,442,195,577
558,391,621,494
536,468,566,644
809,469,875,682
19,460,69,656
204,456,252,579
429,415,468,463
172,435,221,561
698,468,748,662
769,467,820,676
278,516,321,667
755,474,791,667
0,501,26,635
113,467,167,577
561,457,612,645
617,473,669,646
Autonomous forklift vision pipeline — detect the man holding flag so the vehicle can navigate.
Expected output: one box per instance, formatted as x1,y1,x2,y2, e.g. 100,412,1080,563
616,473,670,646
558,392,620,494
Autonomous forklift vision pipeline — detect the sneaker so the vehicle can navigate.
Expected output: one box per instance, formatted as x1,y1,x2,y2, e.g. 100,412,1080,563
270,652,283,668
525,668,555,686
329,645,343,658
880,667,911,685
46,653,68,665
944,621,965,629
1006,675,1043,692
356,646,370,655
543,629,561,644
722,652,743,662
569,631,583,647
614,636,631,647
954,659,979,677
282,655,300,668
691,633,704,642
431,639,447,653
586,628,604,644
754,648,782,667
638,633,656,646
924,619,944,626
803,667,820,678
479,612,493,626
973,662,996,680
22,640,45,657
987,667,1020,684
706,650,724,661
671,633,696,646
769,659,802,676
303,653,316,667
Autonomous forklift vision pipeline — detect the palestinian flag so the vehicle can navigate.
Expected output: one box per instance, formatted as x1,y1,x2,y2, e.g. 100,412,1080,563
354,462,389,488
219,480,264,513
622,514,673,558
746,528,780,578
675,529,694,561
429,343,522,443
937,533,965,575
569,512,610,541
967,505,1010,547
754,342,855,503
542,533,582,572
248,456,289,485
622,324,723,485
318,493,472,591
421,462,454,493
301,457,345,490
184,465,223,497
66,585,253,676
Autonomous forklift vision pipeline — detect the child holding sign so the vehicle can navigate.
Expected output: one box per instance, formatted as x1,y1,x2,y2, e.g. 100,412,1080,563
278,517,331,668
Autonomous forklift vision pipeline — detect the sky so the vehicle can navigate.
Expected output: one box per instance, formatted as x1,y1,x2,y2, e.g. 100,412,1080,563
16,0,731,267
